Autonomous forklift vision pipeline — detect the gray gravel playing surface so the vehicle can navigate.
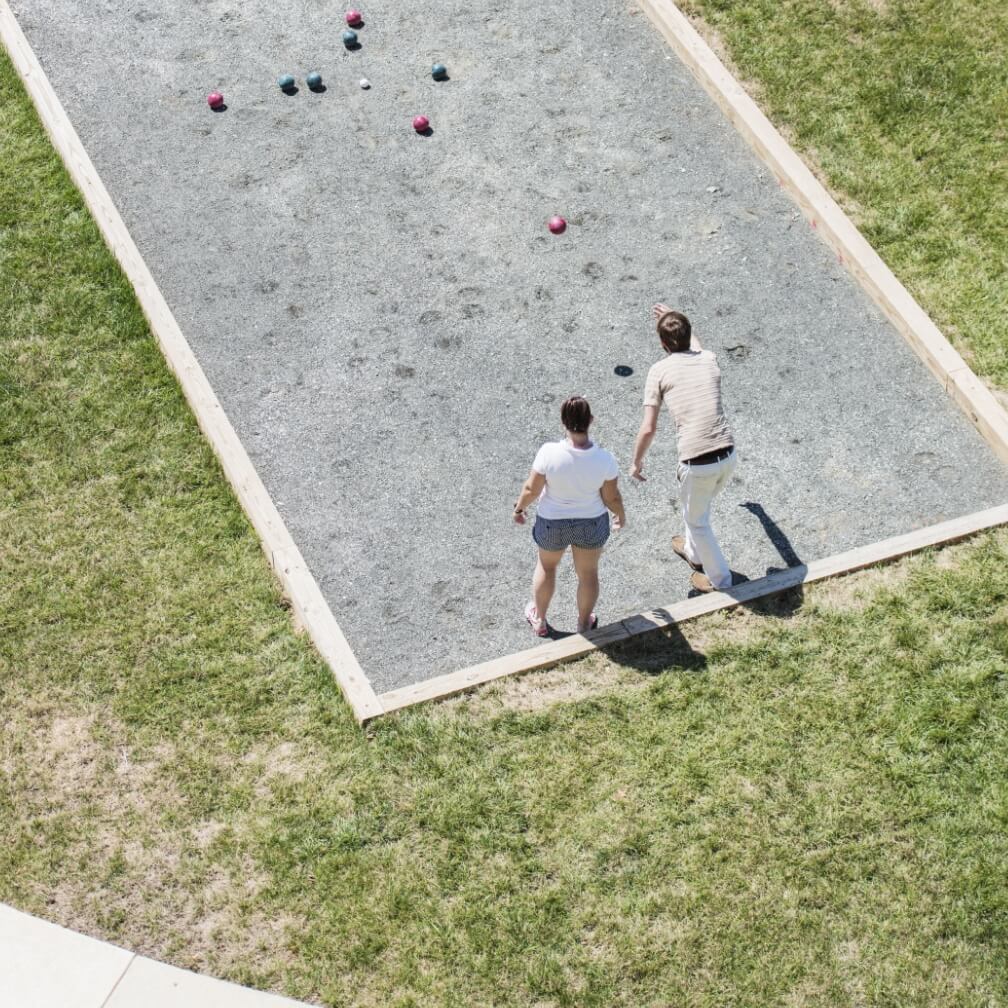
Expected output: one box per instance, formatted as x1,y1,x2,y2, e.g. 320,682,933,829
13,0,1008,693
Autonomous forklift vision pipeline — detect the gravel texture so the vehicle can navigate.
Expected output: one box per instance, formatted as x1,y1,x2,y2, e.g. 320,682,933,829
13,0,1008,692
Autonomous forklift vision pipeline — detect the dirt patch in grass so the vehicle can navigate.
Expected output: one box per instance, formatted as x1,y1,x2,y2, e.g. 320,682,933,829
1,704,304,977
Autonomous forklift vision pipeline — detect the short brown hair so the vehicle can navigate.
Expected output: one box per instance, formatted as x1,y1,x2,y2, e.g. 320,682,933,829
560,395,592,434
657,310,691,353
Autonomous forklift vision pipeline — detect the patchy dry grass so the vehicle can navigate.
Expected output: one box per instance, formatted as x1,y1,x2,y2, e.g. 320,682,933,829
3,3,1008,1005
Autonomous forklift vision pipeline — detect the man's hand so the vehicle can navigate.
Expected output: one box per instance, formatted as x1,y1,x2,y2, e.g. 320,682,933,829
631,461,646,482
612,514,625,532
513,510,527,525
652,302,672,320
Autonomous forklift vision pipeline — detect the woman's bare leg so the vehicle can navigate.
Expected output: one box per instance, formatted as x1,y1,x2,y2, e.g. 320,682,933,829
571,545,602,631
533,548,565,625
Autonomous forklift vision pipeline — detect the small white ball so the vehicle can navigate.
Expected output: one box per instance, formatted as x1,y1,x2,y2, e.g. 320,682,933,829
359,78,371,89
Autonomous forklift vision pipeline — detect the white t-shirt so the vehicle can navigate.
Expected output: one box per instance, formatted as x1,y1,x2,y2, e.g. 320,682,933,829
532,440,619,520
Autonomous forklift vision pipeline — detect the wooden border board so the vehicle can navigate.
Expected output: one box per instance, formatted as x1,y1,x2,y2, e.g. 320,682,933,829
5,0,1007,725
0,1,384,725
636,0,1008,465
377,504,1008,714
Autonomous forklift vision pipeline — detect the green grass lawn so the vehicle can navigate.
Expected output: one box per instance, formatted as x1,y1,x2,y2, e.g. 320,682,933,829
3,1,1008,1005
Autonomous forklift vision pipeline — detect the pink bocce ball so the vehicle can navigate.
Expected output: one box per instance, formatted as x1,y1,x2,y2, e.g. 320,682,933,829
345,9,363,26
207,91,224,109
413,115,430,132
548,215,567,234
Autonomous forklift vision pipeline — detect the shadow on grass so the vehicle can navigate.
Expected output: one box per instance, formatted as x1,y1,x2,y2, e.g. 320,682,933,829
597,622,708,676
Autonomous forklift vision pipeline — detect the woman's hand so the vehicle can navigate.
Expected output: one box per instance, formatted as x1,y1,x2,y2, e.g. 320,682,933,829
514,470,545,526
612,513,625,532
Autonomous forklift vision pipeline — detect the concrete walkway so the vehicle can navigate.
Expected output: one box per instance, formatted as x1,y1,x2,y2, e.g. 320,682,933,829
0,903,311,1008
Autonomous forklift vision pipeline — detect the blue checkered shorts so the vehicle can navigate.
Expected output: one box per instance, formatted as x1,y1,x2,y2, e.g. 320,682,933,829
533,513,610,551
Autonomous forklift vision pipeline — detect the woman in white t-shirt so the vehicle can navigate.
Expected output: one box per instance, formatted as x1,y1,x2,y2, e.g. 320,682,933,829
513,396,626,636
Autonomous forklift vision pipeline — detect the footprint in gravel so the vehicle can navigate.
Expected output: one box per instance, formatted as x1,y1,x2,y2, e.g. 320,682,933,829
419,310,443,326
583,262,605,281
726,345,751,361
394,365,415,379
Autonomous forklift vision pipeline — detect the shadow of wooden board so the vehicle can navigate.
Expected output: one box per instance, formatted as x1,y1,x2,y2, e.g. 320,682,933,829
3,0,1006,724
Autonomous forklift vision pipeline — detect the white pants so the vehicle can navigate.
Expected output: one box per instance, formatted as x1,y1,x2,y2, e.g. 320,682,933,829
677,451,737,590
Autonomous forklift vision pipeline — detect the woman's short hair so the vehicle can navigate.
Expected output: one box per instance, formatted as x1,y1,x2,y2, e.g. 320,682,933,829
560,395,593,434
657,310,692,352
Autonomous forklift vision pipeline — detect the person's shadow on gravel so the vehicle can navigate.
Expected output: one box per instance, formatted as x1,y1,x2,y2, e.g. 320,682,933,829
735,500,806,618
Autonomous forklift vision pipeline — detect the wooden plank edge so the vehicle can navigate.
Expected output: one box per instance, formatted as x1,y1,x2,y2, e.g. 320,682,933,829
0,2,382,726
634,0,1008,466
377,504,1008,715
271,548,385,724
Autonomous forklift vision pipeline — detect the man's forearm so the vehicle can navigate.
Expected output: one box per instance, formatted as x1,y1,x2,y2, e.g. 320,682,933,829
633,429,655,468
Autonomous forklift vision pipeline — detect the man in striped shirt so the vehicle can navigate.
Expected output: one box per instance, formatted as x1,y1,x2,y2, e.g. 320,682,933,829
631,304,737,593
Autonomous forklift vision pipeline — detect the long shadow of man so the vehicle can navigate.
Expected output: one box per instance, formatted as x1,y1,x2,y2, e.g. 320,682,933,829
737,501,806,618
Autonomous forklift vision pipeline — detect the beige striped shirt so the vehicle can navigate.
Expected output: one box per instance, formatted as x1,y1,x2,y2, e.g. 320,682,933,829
643,350,733,462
